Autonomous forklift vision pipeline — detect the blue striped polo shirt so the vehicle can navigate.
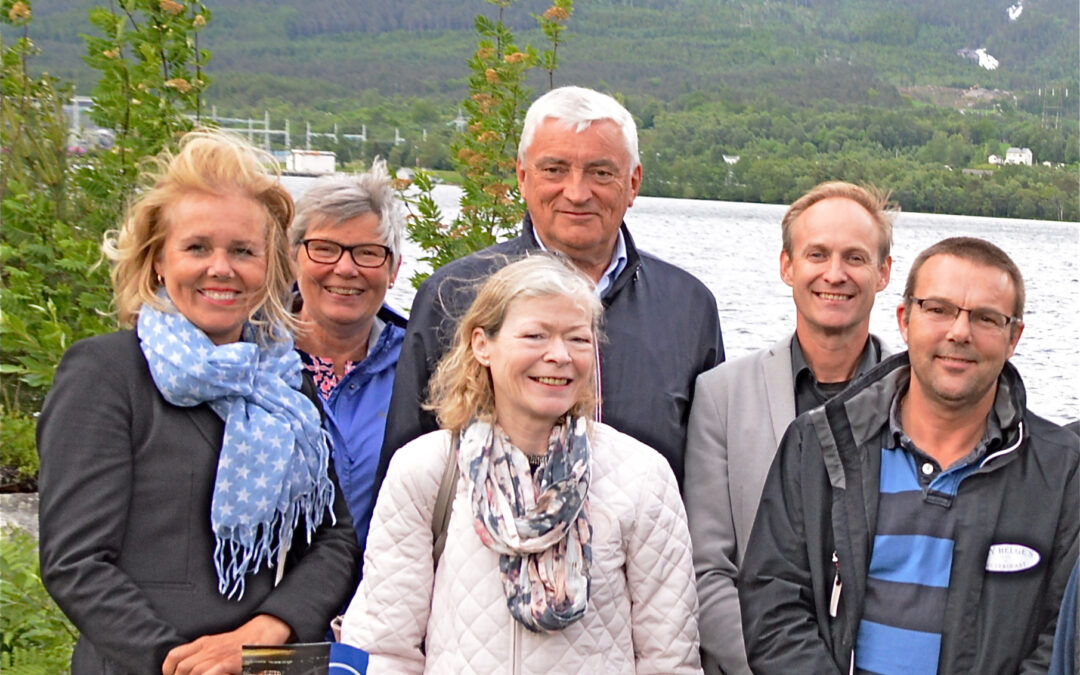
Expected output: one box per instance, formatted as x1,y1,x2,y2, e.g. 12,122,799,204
854,392,1002,675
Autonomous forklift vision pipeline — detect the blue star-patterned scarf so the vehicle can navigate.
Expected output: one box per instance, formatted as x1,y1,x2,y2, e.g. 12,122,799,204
137,294,334,600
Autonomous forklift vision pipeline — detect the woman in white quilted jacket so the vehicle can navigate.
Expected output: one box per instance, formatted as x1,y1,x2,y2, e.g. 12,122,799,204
341,254,703,674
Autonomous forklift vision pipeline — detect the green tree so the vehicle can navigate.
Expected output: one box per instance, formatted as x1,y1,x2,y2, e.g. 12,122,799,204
401,0,573,287
80,0,211,214
2,0,211,413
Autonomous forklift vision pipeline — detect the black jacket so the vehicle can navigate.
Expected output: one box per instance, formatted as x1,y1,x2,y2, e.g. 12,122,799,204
37,330,360,674
738,353,1079,674
377,214,724,489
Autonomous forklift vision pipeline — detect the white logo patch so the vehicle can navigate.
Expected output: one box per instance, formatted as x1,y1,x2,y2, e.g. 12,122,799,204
985,543,1041,572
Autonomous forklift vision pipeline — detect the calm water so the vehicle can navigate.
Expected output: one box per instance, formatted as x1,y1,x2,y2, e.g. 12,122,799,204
284,178,1080,424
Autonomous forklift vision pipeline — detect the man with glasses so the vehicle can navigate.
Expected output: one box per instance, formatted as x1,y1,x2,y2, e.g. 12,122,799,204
685,181,894,675
739,237,1078,674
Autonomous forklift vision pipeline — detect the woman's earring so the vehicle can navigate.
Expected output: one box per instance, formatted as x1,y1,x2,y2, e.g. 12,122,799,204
156,273,164,285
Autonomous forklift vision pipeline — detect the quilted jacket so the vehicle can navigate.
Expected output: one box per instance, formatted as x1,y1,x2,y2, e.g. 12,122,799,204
342,423,704,674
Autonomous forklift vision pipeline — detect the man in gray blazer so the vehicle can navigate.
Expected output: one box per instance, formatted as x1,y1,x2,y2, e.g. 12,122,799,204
684,181,895,674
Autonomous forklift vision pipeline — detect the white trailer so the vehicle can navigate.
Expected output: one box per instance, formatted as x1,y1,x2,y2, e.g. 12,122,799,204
285,149,336,175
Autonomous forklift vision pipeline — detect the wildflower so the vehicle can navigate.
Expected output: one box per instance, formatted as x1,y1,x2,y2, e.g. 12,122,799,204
164,78,192,93
471,93,497,114
392,178,411,191
485,68,499,84
543,6,570,22
476,48,495,60
477,131,499,144
102,49,120,59
504,52,527,64
159,0,184,15
8,2,30,21
193,14,206,28
485,183,510,198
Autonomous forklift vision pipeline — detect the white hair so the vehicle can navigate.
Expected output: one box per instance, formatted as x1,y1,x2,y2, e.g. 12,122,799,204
288,158,404,266
518,86,639,170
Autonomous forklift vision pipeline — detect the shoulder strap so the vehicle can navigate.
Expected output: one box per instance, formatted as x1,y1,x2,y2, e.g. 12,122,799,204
431,432,460,568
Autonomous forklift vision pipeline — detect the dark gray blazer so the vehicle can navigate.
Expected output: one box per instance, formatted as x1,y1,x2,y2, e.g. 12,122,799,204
37,330,360,674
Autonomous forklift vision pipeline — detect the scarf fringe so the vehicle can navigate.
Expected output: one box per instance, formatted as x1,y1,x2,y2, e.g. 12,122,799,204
214,482,335,600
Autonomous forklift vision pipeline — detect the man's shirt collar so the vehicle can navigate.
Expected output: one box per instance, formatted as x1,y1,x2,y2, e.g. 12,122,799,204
791,334,879,415
888,380,1005,483
532,227,627,298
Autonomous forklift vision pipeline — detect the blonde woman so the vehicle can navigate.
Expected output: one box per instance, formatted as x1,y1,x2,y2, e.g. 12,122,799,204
37,130,359,675
343,254,702,674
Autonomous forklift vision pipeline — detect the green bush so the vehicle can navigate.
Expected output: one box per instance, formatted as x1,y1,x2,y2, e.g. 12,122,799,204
0,528,77,672
0,410,37,491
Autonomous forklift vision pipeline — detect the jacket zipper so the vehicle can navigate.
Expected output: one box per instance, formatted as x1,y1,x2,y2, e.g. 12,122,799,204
512,621,523,675
831,550,855,674
829,550,842,618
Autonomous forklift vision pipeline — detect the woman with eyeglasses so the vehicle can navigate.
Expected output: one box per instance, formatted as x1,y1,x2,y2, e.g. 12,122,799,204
288,159,407,552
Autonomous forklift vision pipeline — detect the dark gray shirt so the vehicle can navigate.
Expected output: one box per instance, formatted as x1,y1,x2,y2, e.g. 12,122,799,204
791,335,880,417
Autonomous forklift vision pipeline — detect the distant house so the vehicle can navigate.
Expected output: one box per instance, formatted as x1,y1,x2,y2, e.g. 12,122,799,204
722,154,740,165
962,168,993,176
1004,147,1033,165
988,154,1003,165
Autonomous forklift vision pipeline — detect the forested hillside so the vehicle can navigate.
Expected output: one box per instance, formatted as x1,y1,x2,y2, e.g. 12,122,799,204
20,0,1077,103
10,0,1079,218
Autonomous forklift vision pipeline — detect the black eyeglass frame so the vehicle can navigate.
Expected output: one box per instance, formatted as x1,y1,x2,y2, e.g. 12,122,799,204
301,239,392,268
908,296,1022,330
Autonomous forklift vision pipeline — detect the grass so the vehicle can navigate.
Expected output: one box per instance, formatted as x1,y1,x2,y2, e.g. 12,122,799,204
0,527,76,673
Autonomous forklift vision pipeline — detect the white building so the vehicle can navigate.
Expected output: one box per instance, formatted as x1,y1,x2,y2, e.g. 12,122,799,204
1004,147,1033,165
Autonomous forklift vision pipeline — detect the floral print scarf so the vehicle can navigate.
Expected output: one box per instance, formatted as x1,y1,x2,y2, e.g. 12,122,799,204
459,415,593,633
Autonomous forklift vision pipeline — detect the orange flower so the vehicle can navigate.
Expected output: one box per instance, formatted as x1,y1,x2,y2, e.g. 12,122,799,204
485,68,499,84
164,78,192,93
159,0,184,15
543,6,570,22
485,182,510,198
504,52,527,64
8,2,31,21
476,48,495,61
477,131,499,144
471,93,496,114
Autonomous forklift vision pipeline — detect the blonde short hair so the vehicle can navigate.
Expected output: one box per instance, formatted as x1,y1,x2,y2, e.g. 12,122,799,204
781,181,896,264
427,254,604,433
103,129,295,341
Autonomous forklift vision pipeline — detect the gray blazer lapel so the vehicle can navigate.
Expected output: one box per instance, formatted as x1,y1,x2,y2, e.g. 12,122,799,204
762,335,797,447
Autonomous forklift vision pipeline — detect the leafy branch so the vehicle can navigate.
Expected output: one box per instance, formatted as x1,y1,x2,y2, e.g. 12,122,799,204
399,0,573,288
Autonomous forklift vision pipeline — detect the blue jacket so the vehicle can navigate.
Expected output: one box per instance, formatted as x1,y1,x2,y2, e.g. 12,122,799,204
303,305,407,553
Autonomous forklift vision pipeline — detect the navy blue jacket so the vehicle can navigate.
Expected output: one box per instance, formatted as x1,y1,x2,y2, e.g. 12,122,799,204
378,214,724,490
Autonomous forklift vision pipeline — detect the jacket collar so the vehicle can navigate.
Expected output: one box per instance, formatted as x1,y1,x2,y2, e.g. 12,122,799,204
521,213,643,301
809,352,1029,489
